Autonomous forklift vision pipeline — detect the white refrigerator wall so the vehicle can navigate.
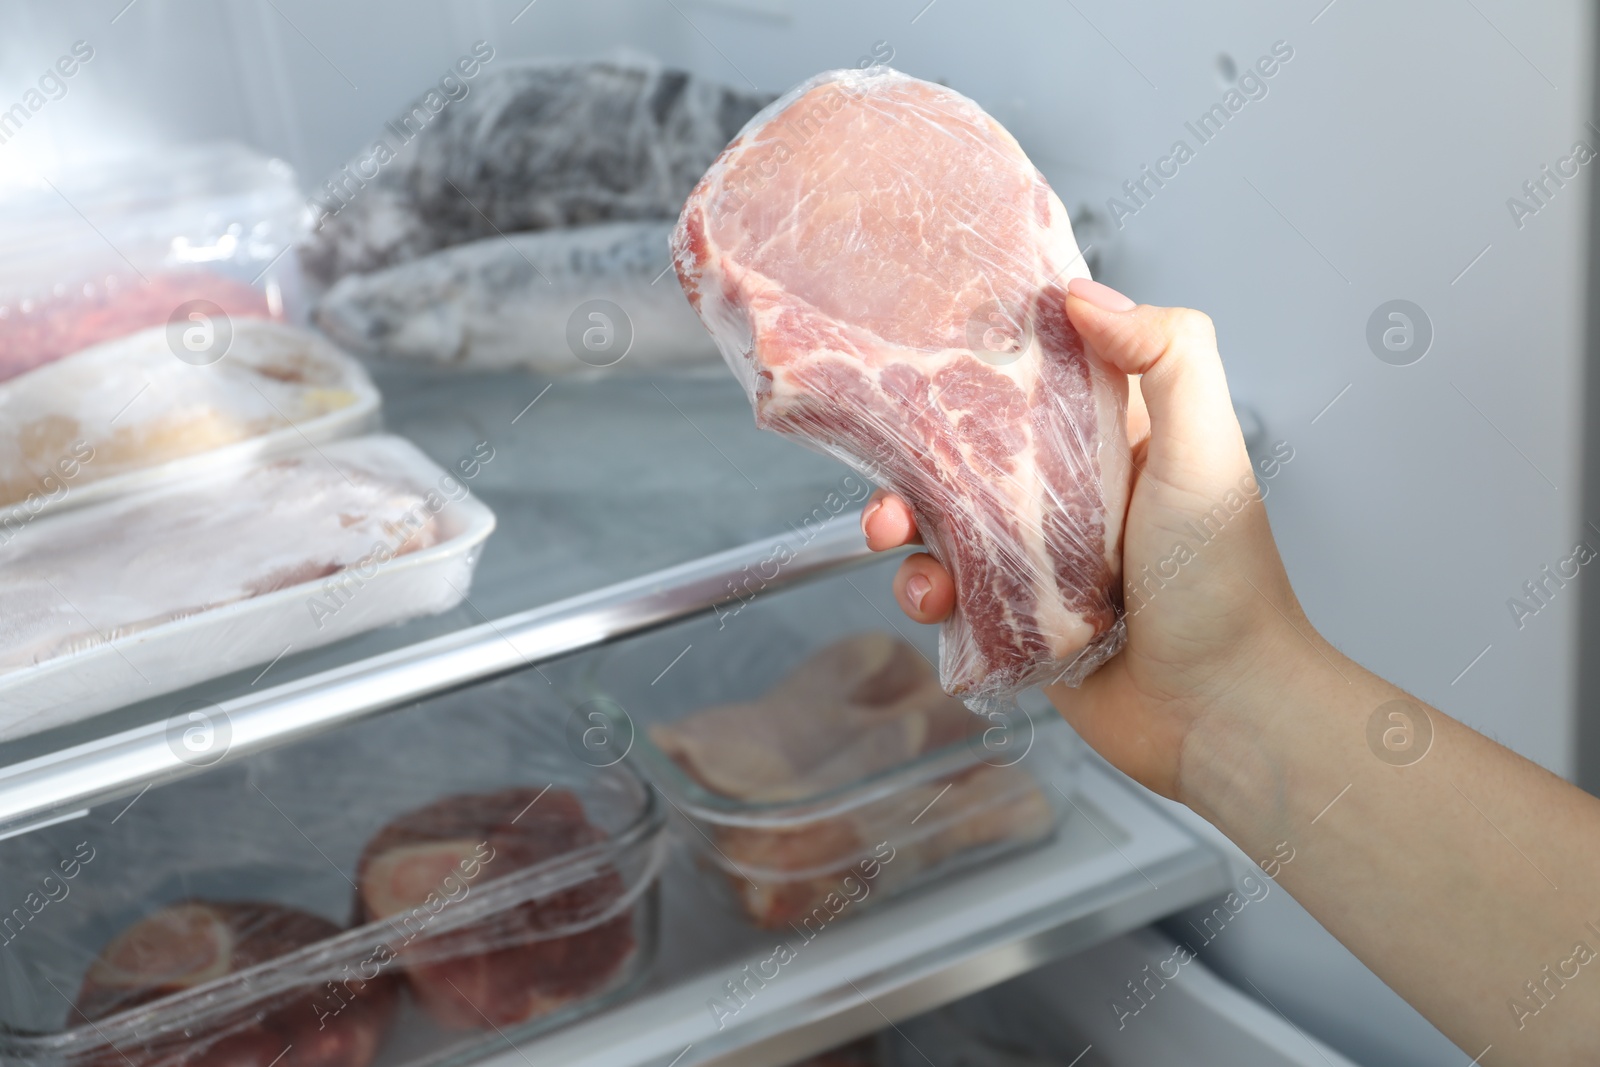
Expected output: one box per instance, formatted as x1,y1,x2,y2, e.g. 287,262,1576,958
0,2,1589,1065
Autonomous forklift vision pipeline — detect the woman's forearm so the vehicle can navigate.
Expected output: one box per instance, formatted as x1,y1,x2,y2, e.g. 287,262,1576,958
1178,627,1600,1063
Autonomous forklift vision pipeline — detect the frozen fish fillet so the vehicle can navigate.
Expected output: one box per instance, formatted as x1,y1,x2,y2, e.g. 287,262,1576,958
302,59,773,283
314,223,717,373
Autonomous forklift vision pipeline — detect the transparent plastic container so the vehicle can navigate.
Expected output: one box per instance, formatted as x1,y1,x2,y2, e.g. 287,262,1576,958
0,143,307,382
0,319,380,521
558,557,1078,929
0,435,496,741
0,672,666,1067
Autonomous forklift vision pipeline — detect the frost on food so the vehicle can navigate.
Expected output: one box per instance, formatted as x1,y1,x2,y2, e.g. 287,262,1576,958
0,447,443,674
313,222,716,373
302,59,774,284
0,320,368,509
671,68,1132,703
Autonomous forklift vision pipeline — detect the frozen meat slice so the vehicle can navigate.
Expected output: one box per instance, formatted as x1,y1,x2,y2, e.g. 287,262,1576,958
0,442,443,673
355,789,636,1030
672,68,1132,702
75,900,397,1067
0,269,274,383
650,633,978,802
0,319,371,510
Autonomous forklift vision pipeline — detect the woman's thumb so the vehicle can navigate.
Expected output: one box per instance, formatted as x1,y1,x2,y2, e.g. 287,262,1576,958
1064,279,1249,489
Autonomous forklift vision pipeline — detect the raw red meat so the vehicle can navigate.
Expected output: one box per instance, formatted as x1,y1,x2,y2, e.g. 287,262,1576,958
654,633,1056,928
0,270,274,382
74,901,396,1067
672,69,1131,702
356,788,636,1030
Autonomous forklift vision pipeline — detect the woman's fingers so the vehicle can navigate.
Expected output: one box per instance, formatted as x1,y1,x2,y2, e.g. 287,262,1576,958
893,552,956,623
1064,278,1249,495
861,489,922,550
863,492,953,622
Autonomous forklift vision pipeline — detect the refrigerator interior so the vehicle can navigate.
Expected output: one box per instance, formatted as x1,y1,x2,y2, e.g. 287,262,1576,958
0,2,1593,1066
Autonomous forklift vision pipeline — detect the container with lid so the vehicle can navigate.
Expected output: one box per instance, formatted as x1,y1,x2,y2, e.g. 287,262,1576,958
0,672,666,1067
0,434,496,741
557,556,1078,929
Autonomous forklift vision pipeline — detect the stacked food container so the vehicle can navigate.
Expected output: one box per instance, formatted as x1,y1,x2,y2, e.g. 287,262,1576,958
0,144,497,741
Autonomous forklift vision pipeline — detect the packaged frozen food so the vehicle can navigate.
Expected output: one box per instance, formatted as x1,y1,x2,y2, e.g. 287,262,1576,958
649,633,1057,927
0,143,304,379
0,672,664,1067
0,319,378,515
671,67,1132,705
302,58,772,283
0,435,495,741
556,559,1075,932
314,221,718,373
356,788,639,1029
73,901,398,1067
0,270,274,383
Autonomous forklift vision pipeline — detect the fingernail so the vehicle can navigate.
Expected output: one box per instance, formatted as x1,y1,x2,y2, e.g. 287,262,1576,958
906,574,932,612
860,498,882,536
1068,277,1136,312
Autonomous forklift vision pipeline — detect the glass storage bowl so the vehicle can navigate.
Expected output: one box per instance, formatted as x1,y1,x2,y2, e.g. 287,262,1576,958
0,672,664,1067
554,555,1079,930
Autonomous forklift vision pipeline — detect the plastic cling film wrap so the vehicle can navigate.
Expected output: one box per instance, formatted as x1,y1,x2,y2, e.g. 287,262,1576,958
302,57,774,284
312,222,718,374
0,438,449,675
0,271,276,383
0,319,377,514
0,144,307,381
671,68,1132,704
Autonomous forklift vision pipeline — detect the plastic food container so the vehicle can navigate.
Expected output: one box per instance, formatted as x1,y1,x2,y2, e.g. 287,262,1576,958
0,672,665,1067
560,558,1076,929
0,319,380,520
0,143,306,382
0,434,496,741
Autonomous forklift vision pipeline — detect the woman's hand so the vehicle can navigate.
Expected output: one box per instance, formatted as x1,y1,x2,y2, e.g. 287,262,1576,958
864,277,1315,802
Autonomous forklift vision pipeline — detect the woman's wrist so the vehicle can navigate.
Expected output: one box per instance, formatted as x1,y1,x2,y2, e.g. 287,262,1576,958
1173,621,1368,842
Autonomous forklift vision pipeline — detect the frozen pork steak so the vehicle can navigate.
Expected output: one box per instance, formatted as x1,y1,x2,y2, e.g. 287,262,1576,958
671,69,1131,702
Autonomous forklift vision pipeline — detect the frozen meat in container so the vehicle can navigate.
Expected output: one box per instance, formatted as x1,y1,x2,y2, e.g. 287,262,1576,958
0,319,380,519
0,434,495,741
0,672,665,1067
0,143,307,381
558,557,1078,929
